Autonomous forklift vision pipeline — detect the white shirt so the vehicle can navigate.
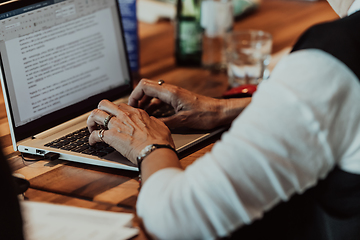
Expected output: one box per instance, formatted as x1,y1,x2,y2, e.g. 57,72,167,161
137,10,360,240
348,0,360,15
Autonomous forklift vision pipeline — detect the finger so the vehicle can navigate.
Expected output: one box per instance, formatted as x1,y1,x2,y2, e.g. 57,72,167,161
87,109,111,133
88,129,108,145
128,79,150,107
107,116,135,136
88,128,126,146
88,126,124,146
97,100,150,134
88,128,137,163
138,95,153,109
98,100,135,117
144,98,164,115
128,79,177,108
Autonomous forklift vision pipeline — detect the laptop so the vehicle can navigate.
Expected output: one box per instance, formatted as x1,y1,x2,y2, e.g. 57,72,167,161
0,0,224,171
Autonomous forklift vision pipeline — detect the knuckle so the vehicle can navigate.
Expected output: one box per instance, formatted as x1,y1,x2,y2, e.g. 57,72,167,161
131,107,143,117
139,78,146,85
89,109,101,118
169,85,181,96
98,99,109,108
136,108,145,114
157,119,168,128
118,103,127,108
139,78,149,88
93,108,102,115
141,79,150,88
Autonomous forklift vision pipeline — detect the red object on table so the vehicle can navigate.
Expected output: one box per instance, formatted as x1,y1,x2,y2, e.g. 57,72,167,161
222,84,257,98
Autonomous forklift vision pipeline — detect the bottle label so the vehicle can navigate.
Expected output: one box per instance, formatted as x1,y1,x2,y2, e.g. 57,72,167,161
179,21,202,54
201,0,233,38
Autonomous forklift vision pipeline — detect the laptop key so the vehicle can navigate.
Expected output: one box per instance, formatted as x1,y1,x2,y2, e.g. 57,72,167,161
49,145,60,149
45,127,113,157
103,147,115,154
71,145,89,153
92,151,107,157
82,149,96,155
61,144,77,151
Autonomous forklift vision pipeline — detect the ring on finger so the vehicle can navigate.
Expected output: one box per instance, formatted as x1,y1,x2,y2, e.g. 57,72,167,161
104,114,114,129
98,129,105,142
158,79,165,86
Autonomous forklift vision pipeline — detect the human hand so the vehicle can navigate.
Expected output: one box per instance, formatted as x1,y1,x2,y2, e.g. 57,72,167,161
87,99,174,164
128,79,226,130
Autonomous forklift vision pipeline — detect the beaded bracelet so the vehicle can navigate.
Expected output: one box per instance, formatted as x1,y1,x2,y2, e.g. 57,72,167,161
137,144,177,185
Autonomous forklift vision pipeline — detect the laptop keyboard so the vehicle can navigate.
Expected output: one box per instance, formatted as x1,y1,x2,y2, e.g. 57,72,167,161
150,104,175,118
44,104,175,158
44,127,115,157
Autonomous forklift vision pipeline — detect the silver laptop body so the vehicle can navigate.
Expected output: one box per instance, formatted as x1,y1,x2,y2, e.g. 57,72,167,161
0,0,222,171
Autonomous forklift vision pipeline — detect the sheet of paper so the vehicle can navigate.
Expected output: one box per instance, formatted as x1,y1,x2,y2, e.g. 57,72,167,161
21,201,139,240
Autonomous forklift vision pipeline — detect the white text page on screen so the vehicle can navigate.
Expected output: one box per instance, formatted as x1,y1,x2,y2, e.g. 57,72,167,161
6,7,124,126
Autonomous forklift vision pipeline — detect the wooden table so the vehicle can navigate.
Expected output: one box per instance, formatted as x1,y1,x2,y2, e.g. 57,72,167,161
1,0,337,239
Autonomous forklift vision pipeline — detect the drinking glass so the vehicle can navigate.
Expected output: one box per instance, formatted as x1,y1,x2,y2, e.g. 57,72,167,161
201,0,233,71
225,30,272,87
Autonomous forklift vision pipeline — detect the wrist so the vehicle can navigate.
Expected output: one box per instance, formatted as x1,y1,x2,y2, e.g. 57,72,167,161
137,144,180,185
218,97,251,125
137,144,177,170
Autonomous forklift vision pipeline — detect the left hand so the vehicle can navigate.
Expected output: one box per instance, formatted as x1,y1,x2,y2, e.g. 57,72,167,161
128,79,229,129
87,99,175,164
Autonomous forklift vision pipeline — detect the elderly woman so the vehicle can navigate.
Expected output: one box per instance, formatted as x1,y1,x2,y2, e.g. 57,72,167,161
87,0,360,238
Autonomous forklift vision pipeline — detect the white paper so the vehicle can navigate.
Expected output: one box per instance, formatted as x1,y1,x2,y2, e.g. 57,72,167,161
21,201,139,240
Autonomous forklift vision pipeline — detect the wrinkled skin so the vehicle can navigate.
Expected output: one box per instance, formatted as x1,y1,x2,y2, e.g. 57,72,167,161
128,79,226,130
87,99,174,164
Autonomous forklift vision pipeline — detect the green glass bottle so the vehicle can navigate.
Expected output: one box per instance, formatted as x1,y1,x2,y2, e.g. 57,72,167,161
175,0,202,66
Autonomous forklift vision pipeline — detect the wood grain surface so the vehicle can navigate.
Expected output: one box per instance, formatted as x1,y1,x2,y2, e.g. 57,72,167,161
0,0,337,239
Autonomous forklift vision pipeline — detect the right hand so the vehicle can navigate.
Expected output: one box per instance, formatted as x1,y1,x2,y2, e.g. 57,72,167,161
87,100,175,164
128,79,224,130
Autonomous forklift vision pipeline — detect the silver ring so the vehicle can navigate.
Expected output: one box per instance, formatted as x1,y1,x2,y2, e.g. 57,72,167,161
158,79,165,86
104,114,114,129
98,129,105,142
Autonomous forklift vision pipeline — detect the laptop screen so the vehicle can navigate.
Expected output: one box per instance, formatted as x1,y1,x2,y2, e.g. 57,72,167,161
0,0,132,141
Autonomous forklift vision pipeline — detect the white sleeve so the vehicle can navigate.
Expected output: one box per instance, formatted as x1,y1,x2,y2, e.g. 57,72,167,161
136,49,360,239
